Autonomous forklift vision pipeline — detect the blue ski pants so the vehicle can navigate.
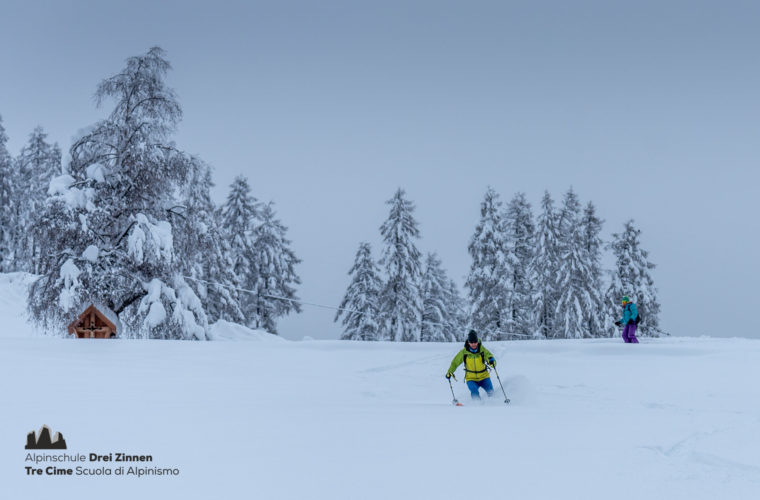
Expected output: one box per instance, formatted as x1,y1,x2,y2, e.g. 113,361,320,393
467,378,494,399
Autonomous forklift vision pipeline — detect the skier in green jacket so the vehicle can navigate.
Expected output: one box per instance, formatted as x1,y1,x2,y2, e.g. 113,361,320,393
446,330,496,400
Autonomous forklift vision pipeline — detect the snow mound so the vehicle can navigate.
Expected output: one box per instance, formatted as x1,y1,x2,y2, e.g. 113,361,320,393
85,163,107,183
209,320,287,341
47,174,75,196
82,244,99,262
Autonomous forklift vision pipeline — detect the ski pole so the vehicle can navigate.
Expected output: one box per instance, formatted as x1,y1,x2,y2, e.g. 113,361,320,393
489,365,510,404
447,375,462,406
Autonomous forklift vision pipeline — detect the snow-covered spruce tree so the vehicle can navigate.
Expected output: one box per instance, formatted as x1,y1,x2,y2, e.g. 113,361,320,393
529,191,561,338
580,201,606,337
335,242,382,340
173,160,243,324
420,253,459,342
11,127,62,273
554,189,603,339
28,47,209,339
219,175,262,328
445,278,468,341
606,220,662,336
466,188,508,340
502,192,535,339
420,253,446,342
250,202,301,334
0,115,12,272
378,188,423,342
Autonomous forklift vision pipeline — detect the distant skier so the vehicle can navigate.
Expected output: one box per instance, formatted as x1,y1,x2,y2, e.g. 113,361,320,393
446,330,496,400
615,296,639,343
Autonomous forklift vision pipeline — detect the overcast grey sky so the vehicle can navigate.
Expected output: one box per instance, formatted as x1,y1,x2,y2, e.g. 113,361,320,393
1,0,758,340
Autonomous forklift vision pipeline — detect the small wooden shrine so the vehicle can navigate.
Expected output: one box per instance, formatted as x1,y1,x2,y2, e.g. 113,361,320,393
67,304,119,339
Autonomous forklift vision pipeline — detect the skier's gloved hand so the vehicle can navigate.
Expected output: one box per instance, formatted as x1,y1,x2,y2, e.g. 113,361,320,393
445,372,452,380
488,357,496,367
614,321,621,326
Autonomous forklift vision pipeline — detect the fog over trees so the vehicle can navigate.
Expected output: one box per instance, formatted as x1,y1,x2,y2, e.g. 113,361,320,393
0,47,661,342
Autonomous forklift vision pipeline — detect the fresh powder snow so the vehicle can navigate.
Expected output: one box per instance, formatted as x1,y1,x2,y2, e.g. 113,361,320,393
2,273,758,499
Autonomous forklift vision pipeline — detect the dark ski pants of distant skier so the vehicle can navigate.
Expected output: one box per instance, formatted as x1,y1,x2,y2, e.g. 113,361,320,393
467,378,494,399
622,323,639,343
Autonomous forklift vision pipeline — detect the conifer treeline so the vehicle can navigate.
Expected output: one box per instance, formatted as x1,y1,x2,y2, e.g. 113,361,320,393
1,47,663,342
0,48,300,338
336,187,662,341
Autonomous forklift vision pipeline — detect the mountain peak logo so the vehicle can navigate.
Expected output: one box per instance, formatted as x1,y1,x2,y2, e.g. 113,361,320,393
25,426,67,450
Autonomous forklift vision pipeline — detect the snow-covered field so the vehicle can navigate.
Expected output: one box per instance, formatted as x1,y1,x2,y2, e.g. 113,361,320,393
2,274,759,499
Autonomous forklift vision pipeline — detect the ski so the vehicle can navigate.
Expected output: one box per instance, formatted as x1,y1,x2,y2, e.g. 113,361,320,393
452,398,510,406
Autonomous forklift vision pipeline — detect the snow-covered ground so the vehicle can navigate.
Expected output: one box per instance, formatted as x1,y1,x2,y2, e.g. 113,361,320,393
2,273,759,499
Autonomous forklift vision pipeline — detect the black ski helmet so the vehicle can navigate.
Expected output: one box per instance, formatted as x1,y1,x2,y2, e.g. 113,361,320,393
467,330,478,344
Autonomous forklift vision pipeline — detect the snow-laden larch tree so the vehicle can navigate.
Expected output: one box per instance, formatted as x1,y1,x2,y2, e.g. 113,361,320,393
29,47,209,339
